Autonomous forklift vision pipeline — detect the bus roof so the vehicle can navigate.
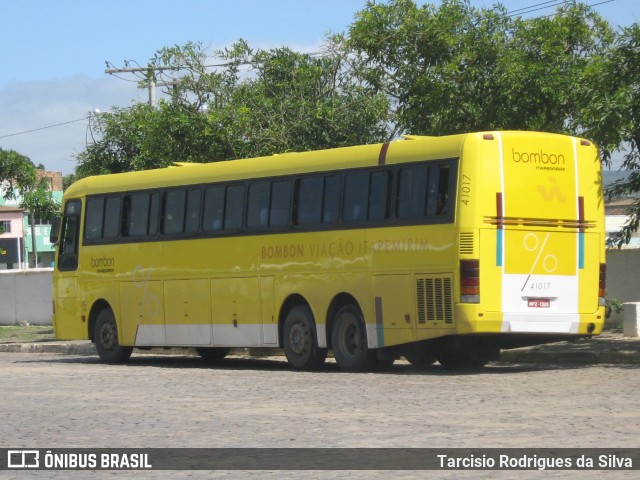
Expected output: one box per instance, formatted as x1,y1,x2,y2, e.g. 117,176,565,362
62,131,589,198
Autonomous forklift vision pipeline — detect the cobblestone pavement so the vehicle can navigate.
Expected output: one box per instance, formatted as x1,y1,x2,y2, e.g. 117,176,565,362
1,352,638,479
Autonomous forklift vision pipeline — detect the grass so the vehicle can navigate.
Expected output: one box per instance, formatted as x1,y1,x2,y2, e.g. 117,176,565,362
0,325,55,343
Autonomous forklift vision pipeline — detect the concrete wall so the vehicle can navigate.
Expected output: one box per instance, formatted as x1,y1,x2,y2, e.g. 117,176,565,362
606,249,640,325
0,250,638,326
0,268,52,325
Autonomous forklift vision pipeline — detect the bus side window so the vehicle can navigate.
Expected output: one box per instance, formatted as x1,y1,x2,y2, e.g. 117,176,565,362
270,180,291,228
84,197,104,241
295,175,340,227
162,189,186,235
185,188,202,234
122,193,150,237
103,196,121,240
203,185,225,232
148,193,160,236
343,172,369,222
295,177,323,225
437,166,450,216
369,171,391,221
224,184,244,230
322,175,340,224
427,165,450,217
397,165,428,219
247,182,270,230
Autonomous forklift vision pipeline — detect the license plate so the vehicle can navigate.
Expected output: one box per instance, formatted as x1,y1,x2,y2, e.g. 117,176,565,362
528,298,550,308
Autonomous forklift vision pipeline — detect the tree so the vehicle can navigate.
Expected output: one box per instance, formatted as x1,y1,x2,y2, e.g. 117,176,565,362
215,42,391,158
76,41,391,176
21,176,60,267
0,149,59,266
347,0,613,136
0,148,37,200
582,24,640,246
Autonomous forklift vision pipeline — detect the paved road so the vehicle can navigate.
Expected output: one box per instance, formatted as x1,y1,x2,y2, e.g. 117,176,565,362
1,352,638,479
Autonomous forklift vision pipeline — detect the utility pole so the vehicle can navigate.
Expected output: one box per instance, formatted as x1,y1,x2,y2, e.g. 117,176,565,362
148,71,156,107
29,211,38,268
104,65,179,107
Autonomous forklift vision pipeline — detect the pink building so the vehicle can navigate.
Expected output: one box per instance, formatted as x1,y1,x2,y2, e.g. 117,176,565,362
0,205,26,268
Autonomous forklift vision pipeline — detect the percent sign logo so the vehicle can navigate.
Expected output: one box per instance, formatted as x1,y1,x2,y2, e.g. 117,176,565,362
521,232,558,291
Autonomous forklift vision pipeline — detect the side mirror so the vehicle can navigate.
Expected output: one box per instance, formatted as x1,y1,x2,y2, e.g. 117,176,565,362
50,216,61,245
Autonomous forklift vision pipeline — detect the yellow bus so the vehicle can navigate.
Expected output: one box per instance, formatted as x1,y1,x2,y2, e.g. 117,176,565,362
50,131,606,371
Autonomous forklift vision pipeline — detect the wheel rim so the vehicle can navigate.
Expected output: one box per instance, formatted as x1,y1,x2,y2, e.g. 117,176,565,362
289,322,310,356
99,322,116,351
341,315,361,357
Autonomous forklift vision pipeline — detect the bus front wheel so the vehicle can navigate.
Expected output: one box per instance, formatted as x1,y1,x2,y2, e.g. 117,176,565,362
94,308,133,363
331,305,376,372
283,305,327,370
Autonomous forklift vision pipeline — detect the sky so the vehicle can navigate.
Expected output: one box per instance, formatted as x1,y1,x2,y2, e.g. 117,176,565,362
1,0,639,175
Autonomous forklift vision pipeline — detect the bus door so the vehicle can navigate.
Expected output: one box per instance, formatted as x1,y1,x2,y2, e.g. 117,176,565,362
260,276,278,345
53,199,84,339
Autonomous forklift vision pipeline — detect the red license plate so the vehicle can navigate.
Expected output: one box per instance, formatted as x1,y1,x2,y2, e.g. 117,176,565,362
528,298,550,308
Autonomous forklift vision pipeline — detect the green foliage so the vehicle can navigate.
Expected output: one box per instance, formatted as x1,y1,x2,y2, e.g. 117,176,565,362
0,148,37,200
20,176,60,222
217,42,390,158
605,297,623,319
582,24,640,248
0,148,59,221
77,102,224,175
348,0,613,136
76,41,391,176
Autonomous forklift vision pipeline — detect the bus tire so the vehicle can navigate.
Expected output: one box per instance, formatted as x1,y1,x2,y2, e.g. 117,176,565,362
331,305,376,372
283,305,327,370
196,347,231,362
94,308,133,363
435,340,495,370
376,349,397,371
403,346,436,370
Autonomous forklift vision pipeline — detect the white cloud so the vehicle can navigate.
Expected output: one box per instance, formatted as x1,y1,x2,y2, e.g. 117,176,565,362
0,76,142,175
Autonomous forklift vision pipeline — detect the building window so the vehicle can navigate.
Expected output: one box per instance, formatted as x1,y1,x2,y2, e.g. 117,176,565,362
0,220,11,234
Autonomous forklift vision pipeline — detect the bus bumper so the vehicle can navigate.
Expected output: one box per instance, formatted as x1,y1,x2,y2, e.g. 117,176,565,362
455,304,605,336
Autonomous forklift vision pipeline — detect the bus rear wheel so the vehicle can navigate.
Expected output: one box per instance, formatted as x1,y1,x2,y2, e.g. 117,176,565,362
331,305,376,372
196,347,231,362
283,305,327,370
94,308,133,363
403,345,436,370
435,339,497,370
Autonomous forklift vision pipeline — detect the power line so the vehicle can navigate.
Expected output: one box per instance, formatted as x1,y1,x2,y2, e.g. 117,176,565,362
507,0,616,17
0,116,89,140
585,0,616,8
508,0,570,16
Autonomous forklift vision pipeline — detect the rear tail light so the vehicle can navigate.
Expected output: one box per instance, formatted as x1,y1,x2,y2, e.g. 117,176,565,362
599,263,606,306
460,259,480,303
